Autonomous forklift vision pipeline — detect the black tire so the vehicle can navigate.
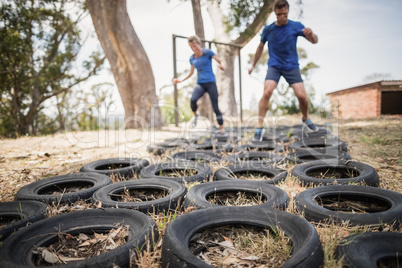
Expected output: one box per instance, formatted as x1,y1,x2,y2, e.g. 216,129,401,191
241,140,285,153
261,133,287,143
294,185,402,226
147,142,187,156
140,160,213,184
92,179,186,213
170,150,221,163
80,158,149,178
291,159,379,186
224,151,283,164
285,149,351,164
0,208,157,268
210,132,230,143
190,141,234,152
214,162,287,184
15,172,112,204
161,207,323,268
164,137,199,144
184,180,289,210
289,128,330,139
288,137,348,152
0,200,48,241
336,232,402,268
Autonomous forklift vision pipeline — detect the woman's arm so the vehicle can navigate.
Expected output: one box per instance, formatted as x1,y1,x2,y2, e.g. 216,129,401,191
212,55,225,71
173,65,195,84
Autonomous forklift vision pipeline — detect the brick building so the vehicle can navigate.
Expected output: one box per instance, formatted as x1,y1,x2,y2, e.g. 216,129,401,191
327,80,402,119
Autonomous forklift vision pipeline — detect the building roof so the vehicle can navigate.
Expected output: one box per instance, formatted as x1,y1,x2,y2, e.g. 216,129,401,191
327,80,402,95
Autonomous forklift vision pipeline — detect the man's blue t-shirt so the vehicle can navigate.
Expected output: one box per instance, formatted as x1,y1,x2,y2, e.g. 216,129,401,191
261,20,305,70
190,48,216,83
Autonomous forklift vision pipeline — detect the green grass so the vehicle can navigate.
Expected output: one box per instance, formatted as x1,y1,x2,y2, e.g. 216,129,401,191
359,134,387,145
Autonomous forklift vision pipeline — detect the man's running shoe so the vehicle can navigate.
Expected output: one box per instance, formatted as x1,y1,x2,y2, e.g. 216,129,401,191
302,118,318,132
191,114,199,128
253,127,265,141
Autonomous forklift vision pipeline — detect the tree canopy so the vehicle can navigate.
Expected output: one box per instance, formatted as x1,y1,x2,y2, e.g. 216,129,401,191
0,0,104,137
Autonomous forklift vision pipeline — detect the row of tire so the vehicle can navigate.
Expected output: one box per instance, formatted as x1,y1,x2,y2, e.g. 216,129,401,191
0,124,401,267
154,124,402,268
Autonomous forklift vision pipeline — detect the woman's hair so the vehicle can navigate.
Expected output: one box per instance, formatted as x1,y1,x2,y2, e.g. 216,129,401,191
274,0,289,10
188,35,202,45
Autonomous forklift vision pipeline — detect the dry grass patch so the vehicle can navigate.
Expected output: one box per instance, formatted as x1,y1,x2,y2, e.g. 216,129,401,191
158,168,198,177
306,167,359,179
189,225,292,268
33,224,129,266
207,191,266,206
315,194,391,214
233,171,273,181
109,188,168,203
0,117,401,267
46,201,97,218
314,220,402,268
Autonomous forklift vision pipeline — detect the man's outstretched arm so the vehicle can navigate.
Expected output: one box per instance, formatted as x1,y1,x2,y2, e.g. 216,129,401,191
302,28,318,44
248,42,265,74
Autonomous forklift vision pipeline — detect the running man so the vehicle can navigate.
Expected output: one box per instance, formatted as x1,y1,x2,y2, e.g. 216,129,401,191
248,0,319,141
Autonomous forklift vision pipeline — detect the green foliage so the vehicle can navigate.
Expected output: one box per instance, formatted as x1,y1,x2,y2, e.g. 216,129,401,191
160,88,193,125
247,48,269,73
0,0,104,137
224,0,303,37
60,82,116,132
359,135,387,145
159,70,194,124
225,0,265,33
278,99,299,115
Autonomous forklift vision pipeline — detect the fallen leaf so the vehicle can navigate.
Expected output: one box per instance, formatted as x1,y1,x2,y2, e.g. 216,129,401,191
222,235,233,243
184,206,197,213
58,255,85,262
157,237,163,248
42,249,58,264
88,238,98,244
94,233,108,241
109,226,122,239
78,233,89,241
108,236,117,247
240,255,260,260
217,241,238,255
65,234,73,241
79,241,91,247
217,240,235,249
221,254,240,265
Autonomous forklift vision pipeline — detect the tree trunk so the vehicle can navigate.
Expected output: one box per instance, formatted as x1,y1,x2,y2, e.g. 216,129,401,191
206,0,237,117
191,0,205,45
215,45,238,116
190,0,211,119
87,0,162,129
206,0,274,118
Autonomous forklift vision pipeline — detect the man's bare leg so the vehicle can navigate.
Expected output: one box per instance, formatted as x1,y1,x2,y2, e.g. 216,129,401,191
292,82,318,131
291,82,309,120
257,80,277,128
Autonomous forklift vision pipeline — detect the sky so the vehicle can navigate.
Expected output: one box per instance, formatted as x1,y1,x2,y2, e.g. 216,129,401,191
80,0,402,115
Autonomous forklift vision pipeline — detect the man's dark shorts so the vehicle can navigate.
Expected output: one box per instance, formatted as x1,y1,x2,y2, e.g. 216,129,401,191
265,66,303,85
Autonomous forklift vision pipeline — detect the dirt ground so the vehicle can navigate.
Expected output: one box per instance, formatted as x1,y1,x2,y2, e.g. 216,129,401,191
0,115,401,267
1,115,400,200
